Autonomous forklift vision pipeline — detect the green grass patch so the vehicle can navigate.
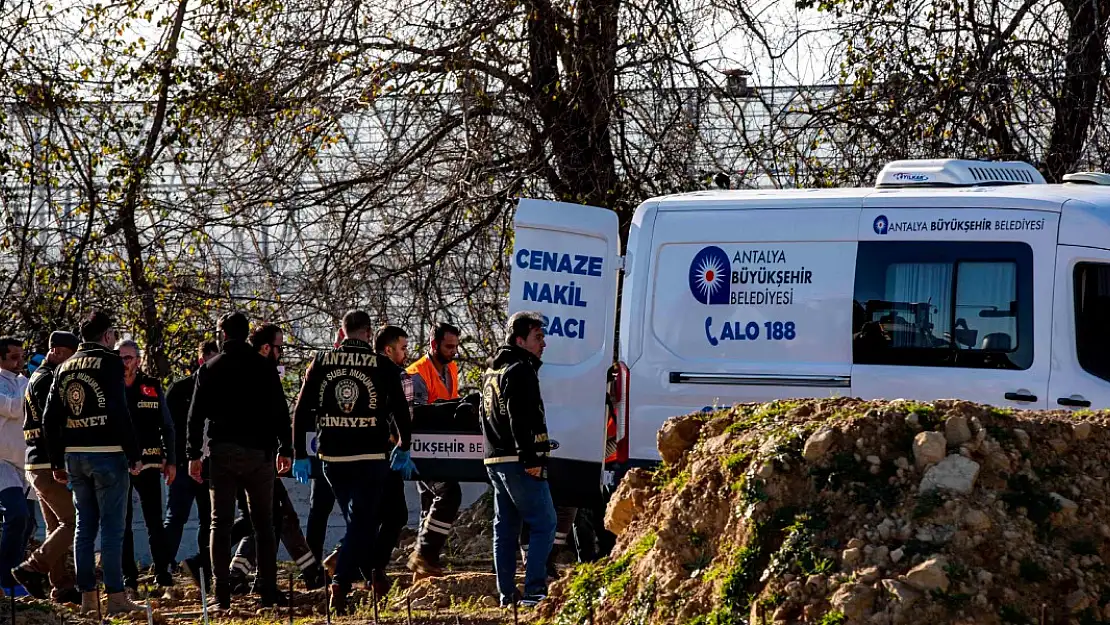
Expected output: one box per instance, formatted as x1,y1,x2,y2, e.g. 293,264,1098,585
901,401,937,423
548,532,658,625
766,510,833,578
722,450,753,473
652,463,691,491
724,400,803,436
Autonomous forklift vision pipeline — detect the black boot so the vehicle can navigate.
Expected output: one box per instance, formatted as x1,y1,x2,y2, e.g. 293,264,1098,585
53,587,82,605
300,563,326,591
254,584,288,608
228,572,251,596
212,581,231,611
10,565,48,599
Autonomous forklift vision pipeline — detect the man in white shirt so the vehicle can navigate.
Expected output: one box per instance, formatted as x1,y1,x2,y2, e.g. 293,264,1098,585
0,337,31,594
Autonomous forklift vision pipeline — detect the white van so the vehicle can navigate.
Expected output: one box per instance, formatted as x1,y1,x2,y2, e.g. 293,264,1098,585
505,158,1110,505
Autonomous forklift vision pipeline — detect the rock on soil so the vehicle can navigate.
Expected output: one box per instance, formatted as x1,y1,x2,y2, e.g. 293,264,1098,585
918,454,980,494
658,416,706,465
913,431,946,468
535,398,1110,625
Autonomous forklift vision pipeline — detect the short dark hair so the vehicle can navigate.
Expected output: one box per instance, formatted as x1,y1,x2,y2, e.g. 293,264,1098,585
374,325,408,353
249,323,282,350
433,321,461,343
79,311,113,342
0,337,22,358
199,340,218,356
506,311,544,345
342,310,373,336
219,312,249,342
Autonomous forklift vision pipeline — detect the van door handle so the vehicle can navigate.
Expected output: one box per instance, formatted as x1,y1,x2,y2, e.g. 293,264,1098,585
1057,397,1092,408
1004,392,1038,403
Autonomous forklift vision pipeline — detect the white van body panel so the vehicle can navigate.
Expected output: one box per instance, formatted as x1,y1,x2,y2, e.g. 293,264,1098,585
1059,193,1110,248
507,199,620,475
618,201,660,370
624,203,861,461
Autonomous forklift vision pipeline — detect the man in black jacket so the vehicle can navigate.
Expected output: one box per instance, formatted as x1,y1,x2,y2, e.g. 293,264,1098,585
225,324,324,594
13,331,80,604
187,312,291,610
291,311,414,615
42,311,143,616
116,339,176,595
480,311,556,608
163,340,218,595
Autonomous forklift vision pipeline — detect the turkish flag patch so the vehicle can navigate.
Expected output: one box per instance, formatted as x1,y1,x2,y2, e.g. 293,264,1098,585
140,385,158,398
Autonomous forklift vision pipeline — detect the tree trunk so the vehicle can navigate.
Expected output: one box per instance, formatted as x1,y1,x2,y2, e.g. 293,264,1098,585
527,0,629,237
116,0,189,377
1044,0,1110,181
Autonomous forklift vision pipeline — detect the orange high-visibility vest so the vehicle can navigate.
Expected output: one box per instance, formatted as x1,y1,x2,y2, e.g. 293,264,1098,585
406,355,459,404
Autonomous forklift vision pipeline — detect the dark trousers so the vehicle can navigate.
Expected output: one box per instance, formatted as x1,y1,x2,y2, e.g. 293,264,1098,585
372,471,407,572
164,465,211,570
306,476,335,563
230,479,317,575
323,459,388,588
415,480,461,563
209,443,275,598
123,469,174,588
521,505,577,565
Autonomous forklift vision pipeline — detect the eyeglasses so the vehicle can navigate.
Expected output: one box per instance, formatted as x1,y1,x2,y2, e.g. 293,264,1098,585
121,355,137,362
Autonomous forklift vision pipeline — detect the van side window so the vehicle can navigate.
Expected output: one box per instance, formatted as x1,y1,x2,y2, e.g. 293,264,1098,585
1074,263,1110,382
853,241,1034,370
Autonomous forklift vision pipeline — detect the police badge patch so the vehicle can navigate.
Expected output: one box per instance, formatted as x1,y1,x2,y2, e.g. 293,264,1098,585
334,378,359,413
66,381,85,415
482,380,496,417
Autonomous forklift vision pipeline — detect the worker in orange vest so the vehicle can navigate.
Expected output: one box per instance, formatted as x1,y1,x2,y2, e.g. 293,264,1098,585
405,322,461,579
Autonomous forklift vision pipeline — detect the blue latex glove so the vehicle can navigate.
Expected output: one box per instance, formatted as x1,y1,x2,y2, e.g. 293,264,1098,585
390,446,418,479
292,458,311,485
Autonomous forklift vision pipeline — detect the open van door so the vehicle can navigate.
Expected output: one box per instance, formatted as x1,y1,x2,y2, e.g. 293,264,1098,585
507,198,621,507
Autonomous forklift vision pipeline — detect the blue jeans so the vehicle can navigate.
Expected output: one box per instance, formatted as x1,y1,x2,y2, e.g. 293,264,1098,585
163,467,210,569
67,452,130,593
0,485,29,589
322,460,388,588
487,463,556,602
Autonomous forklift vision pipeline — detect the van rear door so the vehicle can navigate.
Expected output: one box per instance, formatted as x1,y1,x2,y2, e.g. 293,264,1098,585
508,198,621,506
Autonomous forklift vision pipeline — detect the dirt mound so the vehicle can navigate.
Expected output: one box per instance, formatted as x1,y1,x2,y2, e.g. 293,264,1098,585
448,487,495,562
536,398,1110,625
399,571,500,610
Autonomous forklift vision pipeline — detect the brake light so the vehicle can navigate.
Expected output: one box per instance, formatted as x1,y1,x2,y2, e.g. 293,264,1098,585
605,361,630,464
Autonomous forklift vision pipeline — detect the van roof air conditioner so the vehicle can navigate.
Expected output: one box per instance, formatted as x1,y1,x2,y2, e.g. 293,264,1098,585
875,159,1046,188
1063,171,1110,186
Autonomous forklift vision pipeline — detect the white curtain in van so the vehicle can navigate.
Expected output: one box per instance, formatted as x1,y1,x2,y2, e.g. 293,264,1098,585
884,263,953,348
956,262,1017,350
883,261,1017,351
